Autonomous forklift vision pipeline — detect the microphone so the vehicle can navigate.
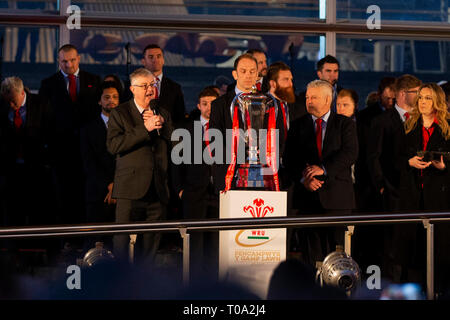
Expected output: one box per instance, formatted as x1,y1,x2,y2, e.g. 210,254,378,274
149,99,160,136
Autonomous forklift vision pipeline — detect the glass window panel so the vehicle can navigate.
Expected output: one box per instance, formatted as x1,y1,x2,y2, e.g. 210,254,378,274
72,0,321,19
0,25,58,92
70,27,322,112
0,0,57,12
337,0,449,23
336,36,450,110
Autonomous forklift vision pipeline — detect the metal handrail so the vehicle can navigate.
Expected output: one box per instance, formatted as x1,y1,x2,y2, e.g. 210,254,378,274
0,211,449,238
1,211,449,300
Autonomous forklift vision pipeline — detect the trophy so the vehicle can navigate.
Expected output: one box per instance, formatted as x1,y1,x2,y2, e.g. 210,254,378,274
233,87,277,190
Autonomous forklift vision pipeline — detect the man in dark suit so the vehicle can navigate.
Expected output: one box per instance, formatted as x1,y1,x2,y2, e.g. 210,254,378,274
210,53,258,193
80,81,121,250
355,77,396,212
142,44,186,129
39,44,101,226
266,61,307,150
367,74,422,212
107,68,173,264
172,86,219,281
0,77,51,227
284,80,358,266
210,53,285,193
367,74,422,282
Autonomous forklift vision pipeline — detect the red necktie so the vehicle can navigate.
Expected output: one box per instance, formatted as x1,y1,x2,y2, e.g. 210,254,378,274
404,112,410,121
154,78,159,99
14,108,23,130
68,74,77,102
315,118,323,160
256,82,262,92
204,121,210,146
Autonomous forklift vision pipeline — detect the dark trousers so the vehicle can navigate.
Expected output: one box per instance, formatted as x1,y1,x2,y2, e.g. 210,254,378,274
291,208,349,267
182,189,219,282
114,188,166,265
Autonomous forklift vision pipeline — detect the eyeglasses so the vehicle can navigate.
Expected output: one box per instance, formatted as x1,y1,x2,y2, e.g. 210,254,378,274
133,83,156,90
406,90,418,94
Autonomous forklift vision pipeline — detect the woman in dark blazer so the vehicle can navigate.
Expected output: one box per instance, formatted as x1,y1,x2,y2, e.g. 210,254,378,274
400,83,450,297
402,83,450,210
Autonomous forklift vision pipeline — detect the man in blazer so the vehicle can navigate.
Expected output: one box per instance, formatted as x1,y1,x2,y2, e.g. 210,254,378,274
210,53,287,193
367,74,422,212
172,86,220,281
284,80,358,265
107,68,173,263
355,77,396,212
39,44,101,226
366,75,422,282
80,81,121,250
142,44,186,129
0,77,52,227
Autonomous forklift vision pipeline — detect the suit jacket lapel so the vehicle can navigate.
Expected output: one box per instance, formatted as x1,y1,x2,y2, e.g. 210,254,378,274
322,111,335,157
56,71,71,101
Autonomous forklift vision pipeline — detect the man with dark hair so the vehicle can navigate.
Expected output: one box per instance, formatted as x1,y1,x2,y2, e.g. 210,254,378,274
355,76,396,212
366,74,422,283
227,49,268,93
298,55,342,114
368,74,422,211
39,44,101,227
172,86,220,281
107,68,173,263
80,81,121,250
316,55,342,112
141,44,186,128
210,53,258,193
246,49,268,91
266,61,307,125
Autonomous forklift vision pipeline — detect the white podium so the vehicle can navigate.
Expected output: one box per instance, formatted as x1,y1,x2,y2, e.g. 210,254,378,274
219,190,287,299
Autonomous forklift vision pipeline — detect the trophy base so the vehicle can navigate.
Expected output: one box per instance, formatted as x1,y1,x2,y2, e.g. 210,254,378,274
235,164,273,190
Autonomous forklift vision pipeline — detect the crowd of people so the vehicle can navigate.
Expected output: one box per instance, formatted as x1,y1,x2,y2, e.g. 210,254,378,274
1,43,450,297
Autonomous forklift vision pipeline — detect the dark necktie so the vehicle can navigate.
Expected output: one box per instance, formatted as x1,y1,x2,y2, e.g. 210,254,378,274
14,108,23,130
256,82,262,92
155,78,160,99
315,118,323,160
68,74,77,102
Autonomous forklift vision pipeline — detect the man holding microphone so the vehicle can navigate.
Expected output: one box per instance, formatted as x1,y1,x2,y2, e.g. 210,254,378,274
107,68,173,264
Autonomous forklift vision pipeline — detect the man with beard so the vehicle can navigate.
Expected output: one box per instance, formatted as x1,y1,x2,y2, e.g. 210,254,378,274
266,62,307,141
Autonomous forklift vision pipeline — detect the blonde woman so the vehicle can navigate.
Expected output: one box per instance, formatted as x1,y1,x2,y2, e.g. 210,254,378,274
400,83,450,297
402,83,450,211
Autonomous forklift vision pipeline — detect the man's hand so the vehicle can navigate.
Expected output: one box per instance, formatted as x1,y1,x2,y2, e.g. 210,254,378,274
303,164,325,180
143,110,164,132
408,156,432,170
104,182,117,205
303,176,324,192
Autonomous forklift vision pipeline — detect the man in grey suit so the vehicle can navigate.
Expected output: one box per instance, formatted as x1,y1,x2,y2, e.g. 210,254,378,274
107,68,173,263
